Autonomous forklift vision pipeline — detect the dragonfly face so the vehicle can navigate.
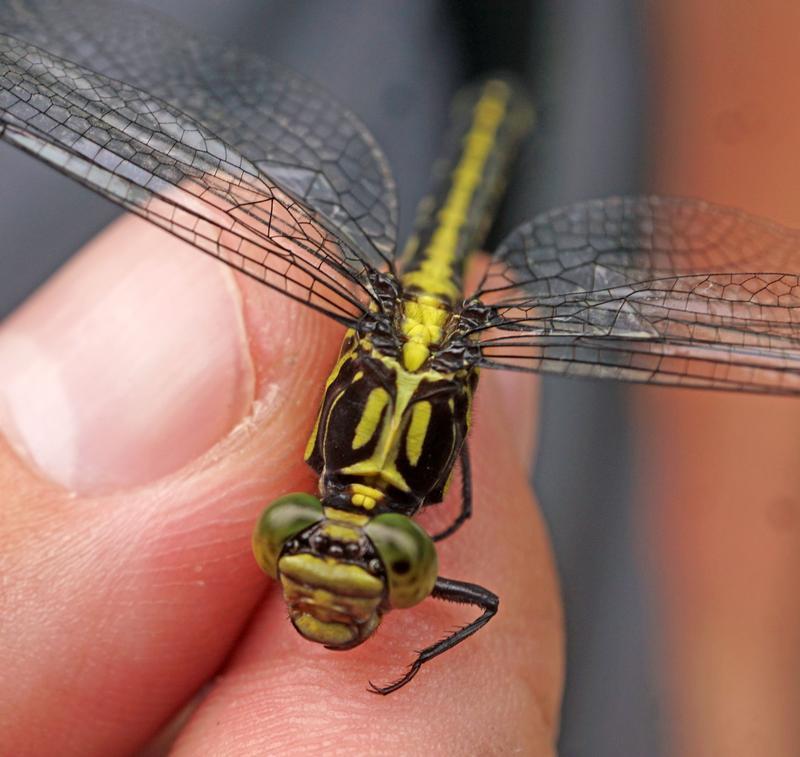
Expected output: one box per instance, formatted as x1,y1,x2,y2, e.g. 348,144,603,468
252,493,438,650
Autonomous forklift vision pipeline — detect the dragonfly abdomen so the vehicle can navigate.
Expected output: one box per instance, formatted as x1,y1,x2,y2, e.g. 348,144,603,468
400,76,534,305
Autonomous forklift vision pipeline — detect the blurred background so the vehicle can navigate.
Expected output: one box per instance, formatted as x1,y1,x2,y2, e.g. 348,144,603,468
0,1,655,753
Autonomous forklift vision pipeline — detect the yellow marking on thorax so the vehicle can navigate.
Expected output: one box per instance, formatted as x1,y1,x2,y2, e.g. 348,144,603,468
305,330,358,460
350,483,384,511
443,466,455,495
400,82,510,308
406,400,432,466
342,355,454,496
352,387,390,450
465,370,477,429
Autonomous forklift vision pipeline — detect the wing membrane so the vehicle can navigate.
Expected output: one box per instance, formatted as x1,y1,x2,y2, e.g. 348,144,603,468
473,197,800,394
0,0,398,266
0,31,374,323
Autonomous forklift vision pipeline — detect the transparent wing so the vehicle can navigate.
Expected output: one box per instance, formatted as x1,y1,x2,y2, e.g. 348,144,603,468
0,22,385,324
472,196,800,394
0,0,398,267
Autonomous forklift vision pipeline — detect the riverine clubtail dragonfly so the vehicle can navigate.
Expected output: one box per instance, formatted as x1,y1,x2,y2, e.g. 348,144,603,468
3,0,800,692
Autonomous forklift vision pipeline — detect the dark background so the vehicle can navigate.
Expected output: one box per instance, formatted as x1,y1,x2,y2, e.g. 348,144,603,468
0,2,658,753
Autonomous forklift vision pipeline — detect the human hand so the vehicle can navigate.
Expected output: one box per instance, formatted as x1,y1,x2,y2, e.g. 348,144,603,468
0,215,563,755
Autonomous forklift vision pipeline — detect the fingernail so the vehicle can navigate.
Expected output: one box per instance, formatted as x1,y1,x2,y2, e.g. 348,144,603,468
0,217,254,494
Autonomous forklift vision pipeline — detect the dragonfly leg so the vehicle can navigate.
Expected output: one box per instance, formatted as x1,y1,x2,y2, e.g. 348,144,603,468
367,576,498,695
431,442,472,542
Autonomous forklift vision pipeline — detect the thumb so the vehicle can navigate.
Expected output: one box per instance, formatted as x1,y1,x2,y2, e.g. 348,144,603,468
0,215,342,755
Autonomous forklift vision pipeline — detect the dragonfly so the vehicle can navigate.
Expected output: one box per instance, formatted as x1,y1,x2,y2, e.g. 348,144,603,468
4,0,800,694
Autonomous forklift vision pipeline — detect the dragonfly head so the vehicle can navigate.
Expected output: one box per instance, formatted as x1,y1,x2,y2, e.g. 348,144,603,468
252,494,438,649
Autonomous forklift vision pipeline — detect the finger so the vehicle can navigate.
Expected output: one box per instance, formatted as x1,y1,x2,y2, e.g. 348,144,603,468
171,317,564,753
641,3,800,754
635,392,800,756
491,360,540,467
0,215,343,755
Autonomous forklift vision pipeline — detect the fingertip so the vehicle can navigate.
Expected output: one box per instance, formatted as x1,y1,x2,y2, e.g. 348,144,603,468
0,216,345,754
483,367,540,468
0,216,256,493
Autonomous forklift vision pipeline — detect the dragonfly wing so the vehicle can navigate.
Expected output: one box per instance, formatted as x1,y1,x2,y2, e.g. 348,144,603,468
0,30,373,324
0,0,398,269
473,196,800,394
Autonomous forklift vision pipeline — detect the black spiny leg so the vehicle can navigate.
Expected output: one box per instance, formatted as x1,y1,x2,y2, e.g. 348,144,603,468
431,442,472,542
368,576,499,695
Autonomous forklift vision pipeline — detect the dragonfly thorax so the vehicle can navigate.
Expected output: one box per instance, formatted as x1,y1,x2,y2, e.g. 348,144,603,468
305,320,478,518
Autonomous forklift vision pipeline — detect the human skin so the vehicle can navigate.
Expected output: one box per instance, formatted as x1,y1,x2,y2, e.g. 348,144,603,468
638,2,800,755
0,215,563,755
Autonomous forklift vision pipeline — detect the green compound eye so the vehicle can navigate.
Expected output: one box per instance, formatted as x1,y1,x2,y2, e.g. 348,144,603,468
365,513,438,609
252,493,324,578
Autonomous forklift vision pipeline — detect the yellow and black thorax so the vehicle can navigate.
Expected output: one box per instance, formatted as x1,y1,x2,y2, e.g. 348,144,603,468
304,329,477,515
